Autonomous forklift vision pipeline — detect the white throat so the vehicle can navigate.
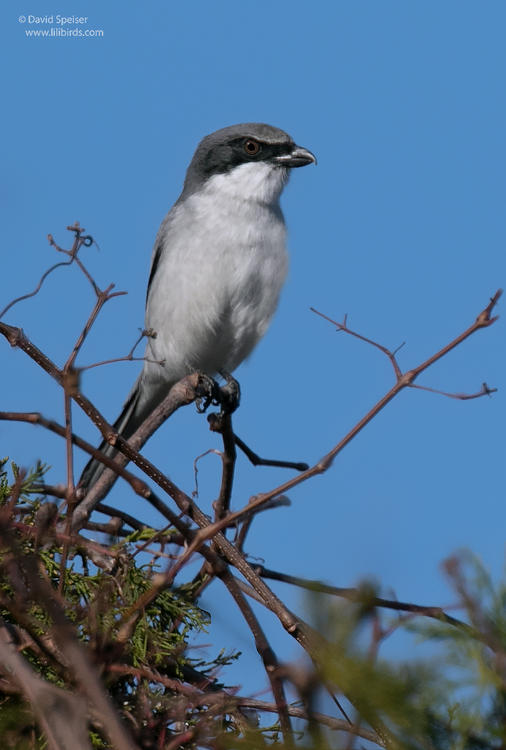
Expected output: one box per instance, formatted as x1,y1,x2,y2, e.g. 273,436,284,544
201,162,289,206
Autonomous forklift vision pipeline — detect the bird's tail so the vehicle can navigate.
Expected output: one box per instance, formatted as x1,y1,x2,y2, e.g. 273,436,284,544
78,378,145,493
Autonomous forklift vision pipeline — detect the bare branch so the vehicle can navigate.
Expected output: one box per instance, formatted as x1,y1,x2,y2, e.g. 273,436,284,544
220,290,501,524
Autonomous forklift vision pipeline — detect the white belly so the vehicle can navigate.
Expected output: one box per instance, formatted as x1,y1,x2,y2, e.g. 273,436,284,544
143,169,289,388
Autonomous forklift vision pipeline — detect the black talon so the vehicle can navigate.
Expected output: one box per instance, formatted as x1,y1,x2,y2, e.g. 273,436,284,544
195,373,221,413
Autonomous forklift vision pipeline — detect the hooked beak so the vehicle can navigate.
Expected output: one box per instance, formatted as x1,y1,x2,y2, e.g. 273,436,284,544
275,144,317,168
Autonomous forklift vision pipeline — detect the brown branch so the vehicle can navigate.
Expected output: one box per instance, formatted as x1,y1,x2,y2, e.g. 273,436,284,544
0,410,165,510
219,290,501,525
95,502,149,532
29,482,68,499
219,569,294,743
255,566,474,634
208,413,236,521
84,519,128,537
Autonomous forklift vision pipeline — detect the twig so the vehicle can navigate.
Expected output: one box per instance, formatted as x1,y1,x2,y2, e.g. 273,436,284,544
235,496,291,553
0,223,91,320
408,381,497,400
218,290,501,526
232,432,309,472
95,502,149,532
310,307,404,379
65,283,126,371
48,223,99,294
0,258,76,320
79,328,164,371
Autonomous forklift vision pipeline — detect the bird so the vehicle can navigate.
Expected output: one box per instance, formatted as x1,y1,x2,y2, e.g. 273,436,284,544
79,122,316,491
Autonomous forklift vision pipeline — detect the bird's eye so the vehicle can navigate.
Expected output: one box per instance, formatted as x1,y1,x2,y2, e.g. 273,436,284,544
244,139,261,156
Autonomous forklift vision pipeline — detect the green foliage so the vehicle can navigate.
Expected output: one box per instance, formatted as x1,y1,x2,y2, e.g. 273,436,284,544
0,461,232,747
311,560,506,749
0,461,504,749
0,696,42,750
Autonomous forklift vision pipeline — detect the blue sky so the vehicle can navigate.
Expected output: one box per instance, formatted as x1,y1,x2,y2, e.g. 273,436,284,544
2,0,505,695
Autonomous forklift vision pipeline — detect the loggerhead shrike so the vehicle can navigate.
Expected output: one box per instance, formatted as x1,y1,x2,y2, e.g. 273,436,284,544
79,123,315,490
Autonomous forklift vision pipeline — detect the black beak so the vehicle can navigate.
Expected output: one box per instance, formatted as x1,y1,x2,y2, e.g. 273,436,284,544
275,144,317,168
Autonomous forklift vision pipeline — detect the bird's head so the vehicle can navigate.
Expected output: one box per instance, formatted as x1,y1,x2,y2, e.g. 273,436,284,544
181,123,316,204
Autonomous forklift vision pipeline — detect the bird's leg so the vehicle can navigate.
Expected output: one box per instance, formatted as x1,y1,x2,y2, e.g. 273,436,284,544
218,371,241,414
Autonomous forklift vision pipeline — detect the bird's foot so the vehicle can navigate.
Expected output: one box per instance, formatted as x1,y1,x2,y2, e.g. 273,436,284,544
194,372,241,415
218,371,241,414
195,373,221,413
